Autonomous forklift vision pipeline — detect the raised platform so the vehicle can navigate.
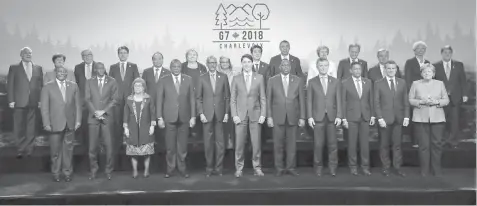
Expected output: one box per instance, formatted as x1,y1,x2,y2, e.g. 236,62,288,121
0,167,474,204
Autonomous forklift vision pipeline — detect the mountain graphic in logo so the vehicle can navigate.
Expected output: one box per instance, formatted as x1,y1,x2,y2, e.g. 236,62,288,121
215,3,270,29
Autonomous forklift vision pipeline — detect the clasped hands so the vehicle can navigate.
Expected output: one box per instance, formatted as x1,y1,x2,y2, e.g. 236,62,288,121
94,110,106,120
418,96,440,108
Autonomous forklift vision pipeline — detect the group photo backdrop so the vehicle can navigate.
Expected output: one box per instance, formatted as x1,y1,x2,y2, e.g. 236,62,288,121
0,0,475,146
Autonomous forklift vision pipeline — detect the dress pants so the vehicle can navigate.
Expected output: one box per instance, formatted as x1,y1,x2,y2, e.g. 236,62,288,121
415,122,444,175
203,115,225,173
224,111,235,149
347,119,370,169
444,99,461,146
235,115,261,172
313,116,338,170
76,108,89,151
273,118,297,172
114,100,125,149
88,121,114,175
13,107,37,155
165,121,189,174
378,120,403,170
49,126,74,178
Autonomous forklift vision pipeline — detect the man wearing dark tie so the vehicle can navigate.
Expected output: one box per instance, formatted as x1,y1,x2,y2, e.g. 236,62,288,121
307,58,342,177
266,59,305,177
74,49,98,147
142,52,171,142
156,59,196,178
7,47,43,158
374,60,409,177
268,40,304,79
337,44,368,80
109,46,140,154
40,66,81,182
231,54,266,178
368,49,402,83
433,45,469,149
85,62,118,180
404,41,430,148
341,62,375,176
197,56,230,177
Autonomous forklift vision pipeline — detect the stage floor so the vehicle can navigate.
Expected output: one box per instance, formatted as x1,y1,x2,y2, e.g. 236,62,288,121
0,167,474,204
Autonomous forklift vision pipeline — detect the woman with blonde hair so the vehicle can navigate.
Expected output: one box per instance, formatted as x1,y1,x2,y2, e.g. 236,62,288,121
408,63,449,176
123,78,156,178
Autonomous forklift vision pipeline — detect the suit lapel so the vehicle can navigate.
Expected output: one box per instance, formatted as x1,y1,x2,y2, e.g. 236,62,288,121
205,72,214,93
448,60,456,80
18,62,30,82
51,81,65,103
178,75,186,95
65,81,73,103
349,79,360,98
277,75,286,97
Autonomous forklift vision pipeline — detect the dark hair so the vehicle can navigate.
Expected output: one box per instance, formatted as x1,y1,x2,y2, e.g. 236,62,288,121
94,62,105,70
241,54,253,62
117,46,129,54
280,40,290,46
384,60,397,67
170,59,182,68
350,61,362,69
152,52,164,60
440,45,453,53
316,57,329,64
348,43,361,51
52,53,66,63
250,45,263,54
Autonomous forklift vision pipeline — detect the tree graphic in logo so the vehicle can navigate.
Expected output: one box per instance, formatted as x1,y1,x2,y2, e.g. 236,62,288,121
215,3,228,29
252,3,270,29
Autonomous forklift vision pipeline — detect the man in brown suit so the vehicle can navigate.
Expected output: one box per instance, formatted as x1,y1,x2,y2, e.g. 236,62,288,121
374,60,409,177
156,59,196,178
266,59,305,177
197,56,230,177
85,62,118,180
7,47,43,158
341,61,375,176
231,54,266,178
307,58,342,177
40,66,81,182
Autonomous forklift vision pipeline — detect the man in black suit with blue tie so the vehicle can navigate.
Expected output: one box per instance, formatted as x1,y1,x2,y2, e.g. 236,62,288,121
7,47,43,158
433,45,468,148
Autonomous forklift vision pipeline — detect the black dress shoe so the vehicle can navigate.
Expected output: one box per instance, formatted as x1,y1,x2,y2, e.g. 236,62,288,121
382,169,390,177
89,174,96,180
395,169,406,177
53,177,60,182
16,153,23,159
275,170,284,177
106,174,112,180
315,169,322,177
65,176,72,182
350,168,358,176
205,172,212,178
288,170,299,176
182,173,190,178
329,168,337,177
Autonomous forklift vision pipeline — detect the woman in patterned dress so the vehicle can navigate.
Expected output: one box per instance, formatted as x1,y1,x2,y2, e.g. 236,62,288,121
123,78,156,178
218,56,239,150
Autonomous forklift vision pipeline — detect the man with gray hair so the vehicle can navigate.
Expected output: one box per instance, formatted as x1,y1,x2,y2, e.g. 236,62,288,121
7,47,43,158
368,49,402,82
197,55,230,177
404,41,430,148
337,43,368,80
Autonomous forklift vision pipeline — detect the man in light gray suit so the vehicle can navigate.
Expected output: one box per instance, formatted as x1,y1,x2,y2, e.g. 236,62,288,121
41,66,81,182
230,54,266,178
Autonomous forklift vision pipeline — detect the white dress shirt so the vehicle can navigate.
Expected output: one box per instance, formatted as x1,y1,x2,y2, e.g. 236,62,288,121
385,76,395,89
281,55,290,60
22,61,32,80
85,63,93,79
379,64,386,78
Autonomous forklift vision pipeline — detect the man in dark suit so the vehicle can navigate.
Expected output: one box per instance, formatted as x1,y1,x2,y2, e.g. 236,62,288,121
368,49,402,82
142,52,171,143
197,56,230,177
40,66,81,182
404,41,430,147
109,46,140,155
267,59,305,177
7,47,43,158
374,60,409,177
74,49,98,148
341,62,375,176
85,62,118,180
156,59,196,178
268,40,304,79
433,45,469,148
307,58,342,177
337,44,368,80
251,45,272,145
231,54,266,178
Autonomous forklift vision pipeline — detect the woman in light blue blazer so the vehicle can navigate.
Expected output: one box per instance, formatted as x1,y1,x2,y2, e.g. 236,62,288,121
409,63,449,176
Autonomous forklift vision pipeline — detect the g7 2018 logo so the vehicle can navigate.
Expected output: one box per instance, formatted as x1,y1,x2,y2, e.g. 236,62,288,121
213,3,270,49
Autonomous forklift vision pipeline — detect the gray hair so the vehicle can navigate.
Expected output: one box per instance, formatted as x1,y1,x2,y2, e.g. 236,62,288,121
376,48,389,56
20,47,32,55
316,45,330,56
419,63,435,73
206,55,217,63
412,41,427,50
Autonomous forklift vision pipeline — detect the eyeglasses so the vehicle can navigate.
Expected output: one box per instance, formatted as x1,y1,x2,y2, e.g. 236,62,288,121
207,62,217,64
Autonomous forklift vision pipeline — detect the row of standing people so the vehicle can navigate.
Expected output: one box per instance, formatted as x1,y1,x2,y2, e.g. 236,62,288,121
7,40,468,182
